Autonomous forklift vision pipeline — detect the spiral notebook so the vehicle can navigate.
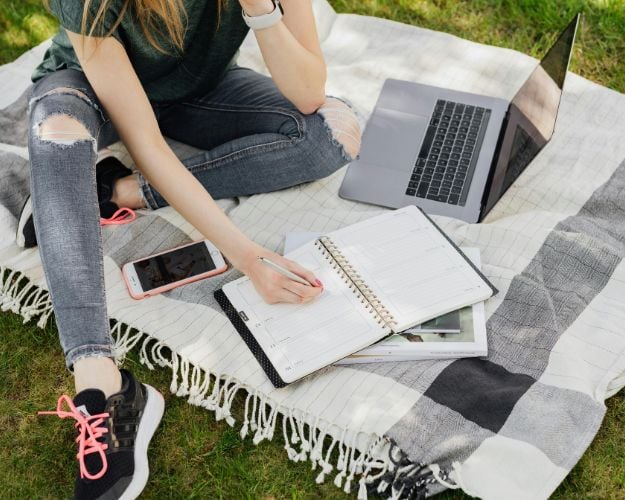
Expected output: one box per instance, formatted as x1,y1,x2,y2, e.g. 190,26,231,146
214,205,497,387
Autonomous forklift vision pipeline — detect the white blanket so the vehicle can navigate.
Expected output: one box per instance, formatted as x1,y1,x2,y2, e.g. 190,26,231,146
2,2,625,498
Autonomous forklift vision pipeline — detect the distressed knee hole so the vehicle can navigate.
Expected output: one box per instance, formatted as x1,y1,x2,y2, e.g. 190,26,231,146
28,87,93,116
35,113,93,144
44,87,90,100
317,97,362,160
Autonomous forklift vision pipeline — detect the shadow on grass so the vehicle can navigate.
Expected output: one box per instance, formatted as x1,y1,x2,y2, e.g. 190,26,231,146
1,0,624,496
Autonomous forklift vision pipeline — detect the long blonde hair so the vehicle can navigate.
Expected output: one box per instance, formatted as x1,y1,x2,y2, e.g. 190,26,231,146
45,0,227,56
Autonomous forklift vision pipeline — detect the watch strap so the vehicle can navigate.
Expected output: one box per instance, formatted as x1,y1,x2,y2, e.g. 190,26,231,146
242,0,283,31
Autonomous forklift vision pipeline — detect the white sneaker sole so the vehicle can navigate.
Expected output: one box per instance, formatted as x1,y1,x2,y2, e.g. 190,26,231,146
16,196,32,248
119,384,165,500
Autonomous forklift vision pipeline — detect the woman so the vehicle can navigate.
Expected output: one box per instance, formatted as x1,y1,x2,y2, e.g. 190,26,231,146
25,0,361,497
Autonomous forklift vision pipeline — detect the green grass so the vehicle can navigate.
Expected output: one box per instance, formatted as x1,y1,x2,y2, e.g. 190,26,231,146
331,0,625,93
1,0,625,498
0,0,56,64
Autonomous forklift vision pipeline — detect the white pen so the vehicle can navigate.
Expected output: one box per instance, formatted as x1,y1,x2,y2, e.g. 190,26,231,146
257,256,312,286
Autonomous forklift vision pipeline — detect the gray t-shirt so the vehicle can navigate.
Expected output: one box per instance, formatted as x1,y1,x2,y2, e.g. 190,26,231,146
31,0,250,103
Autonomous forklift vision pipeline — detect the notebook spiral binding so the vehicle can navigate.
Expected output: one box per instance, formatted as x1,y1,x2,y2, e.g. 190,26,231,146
315,236,398,330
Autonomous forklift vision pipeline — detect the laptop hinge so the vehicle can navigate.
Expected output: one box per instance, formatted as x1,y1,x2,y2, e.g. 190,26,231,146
479,107,511,220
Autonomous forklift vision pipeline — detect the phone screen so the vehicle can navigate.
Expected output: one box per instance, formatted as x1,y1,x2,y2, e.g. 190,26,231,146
134,241,217,292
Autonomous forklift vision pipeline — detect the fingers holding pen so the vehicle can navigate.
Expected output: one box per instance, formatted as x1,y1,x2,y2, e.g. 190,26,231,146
281,277,323,303
262,276,320,304
272,286,306,304
242,245,326,305
283,259,323,289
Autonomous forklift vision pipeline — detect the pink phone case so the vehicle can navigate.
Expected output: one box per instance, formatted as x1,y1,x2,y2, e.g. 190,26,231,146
122,240,228,300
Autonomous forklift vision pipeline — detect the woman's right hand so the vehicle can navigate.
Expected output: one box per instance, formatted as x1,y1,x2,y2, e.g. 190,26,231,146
237,244,324,305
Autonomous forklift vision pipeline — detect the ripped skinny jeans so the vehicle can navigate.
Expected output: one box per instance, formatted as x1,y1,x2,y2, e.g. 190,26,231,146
26,66,361,369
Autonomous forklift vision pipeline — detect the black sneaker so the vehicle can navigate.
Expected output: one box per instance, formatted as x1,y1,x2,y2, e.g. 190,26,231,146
96,155,134,219
39,369,165,499
16,151,134,248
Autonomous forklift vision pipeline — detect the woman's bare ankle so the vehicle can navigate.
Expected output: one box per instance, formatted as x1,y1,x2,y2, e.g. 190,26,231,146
111,173,147,209
74,356,123,399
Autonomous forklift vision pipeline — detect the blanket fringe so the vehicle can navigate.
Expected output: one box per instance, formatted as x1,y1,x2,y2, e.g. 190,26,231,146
0,263,457,499
1,265,54,328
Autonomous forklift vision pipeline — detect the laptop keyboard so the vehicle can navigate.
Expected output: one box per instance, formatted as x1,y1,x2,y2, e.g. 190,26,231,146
405,99,491,206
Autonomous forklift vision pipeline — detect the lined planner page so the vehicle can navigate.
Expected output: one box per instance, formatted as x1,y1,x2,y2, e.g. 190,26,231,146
221,240,389,383
327,205,493,331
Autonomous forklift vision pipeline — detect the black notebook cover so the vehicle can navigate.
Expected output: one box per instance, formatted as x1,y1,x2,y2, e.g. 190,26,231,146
214,288,288,388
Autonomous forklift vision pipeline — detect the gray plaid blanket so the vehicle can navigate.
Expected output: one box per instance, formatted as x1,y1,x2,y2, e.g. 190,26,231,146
2,2,625,498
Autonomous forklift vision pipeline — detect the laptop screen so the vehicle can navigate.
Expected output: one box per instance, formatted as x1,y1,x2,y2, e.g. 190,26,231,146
481,14,579,217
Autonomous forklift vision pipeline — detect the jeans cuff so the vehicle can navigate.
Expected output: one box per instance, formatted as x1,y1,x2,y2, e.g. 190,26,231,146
66,344,115,371
134,170,159,210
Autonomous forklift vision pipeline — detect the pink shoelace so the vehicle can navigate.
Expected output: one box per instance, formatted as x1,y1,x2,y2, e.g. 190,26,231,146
38,395,111,480
100,207,136,226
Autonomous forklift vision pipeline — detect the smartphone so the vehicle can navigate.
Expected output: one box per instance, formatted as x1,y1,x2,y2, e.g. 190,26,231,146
122,239,228,299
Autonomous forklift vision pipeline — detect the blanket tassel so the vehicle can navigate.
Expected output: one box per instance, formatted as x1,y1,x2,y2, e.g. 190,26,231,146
0,266,54,327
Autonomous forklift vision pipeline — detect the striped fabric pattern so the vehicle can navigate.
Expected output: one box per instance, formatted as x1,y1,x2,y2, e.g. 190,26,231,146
2,2,625,498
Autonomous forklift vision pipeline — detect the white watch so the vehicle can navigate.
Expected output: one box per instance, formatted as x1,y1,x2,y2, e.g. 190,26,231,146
241,0,283,31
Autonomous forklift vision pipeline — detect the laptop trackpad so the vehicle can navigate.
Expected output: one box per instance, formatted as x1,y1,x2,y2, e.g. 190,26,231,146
359,107,428,171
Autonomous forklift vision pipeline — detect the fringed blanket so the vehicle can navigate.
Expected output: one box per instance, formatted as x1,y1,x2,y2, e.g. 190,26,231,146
2,2,625,498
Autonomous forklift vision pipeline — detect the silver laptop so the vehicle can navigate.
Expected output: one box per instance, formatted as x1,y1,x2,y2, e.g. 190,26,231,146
339,14,580,223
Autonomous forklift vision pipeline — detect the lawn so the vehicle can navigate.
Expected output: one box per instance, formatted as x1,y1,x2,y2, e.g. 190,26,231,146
1,0,625,498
